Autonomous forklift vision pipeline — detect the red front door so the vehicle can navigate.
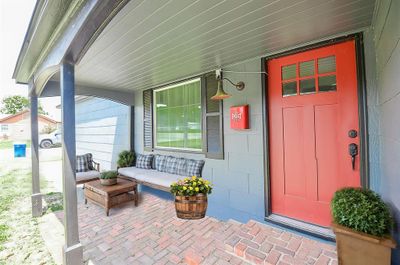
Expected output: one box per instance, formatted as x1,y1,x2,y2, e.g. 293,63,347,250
267,40,361,227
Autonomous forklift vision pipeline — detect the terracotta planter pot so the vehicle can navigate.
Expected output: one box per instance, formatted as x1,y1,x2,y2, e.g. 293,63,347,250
100,178,117,186
174,194,207,220
332,223,396,265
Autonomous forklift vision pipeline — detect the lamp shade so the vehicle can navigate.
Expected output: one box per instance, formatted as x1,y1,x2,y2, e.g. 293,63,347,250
211,81,231,100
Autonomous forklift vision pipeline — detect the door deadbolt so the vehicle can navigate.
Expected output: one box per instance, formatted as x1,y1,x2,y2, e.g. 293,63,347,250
348,130,358,138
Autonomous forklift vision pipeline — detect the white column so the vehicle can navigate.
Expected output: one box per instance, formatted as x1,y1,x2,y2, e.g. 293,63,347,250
60,61,83,265
30,92,42,217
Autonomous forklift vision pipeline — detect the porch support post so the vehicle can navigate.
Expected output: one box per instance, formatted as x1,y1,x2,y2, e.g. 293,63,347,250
60,61,83,265
30,92,42,217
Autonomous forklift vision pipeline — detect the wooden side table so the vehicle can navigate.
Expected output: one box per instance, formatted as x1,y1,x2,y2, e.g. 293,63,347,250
84,177,138,216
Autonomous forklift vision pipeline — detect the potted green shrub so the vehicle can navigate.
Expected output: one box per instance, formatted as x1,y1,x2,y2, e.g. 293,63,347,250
331,187,396,265
117,150,135,168
170,176,212,220
99,170,118,186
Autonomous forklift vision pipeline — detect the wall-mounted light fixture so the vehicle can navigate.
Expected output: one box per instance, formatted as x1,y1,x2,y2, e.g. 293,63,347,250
211,69,245,100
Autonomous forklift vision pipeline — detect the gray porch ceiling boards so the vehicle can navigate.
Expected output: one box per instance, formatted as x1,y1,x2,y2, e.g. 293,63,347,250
75,0,376,92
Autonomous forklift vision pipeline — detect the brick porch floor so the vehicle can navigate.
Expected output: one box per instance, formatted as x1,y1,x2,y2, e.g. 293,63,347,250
56,192,337,265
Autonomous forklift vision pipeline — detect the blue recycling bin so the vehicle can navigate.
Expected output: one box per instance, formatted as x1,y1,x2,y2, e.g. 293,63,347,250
14,143,27,158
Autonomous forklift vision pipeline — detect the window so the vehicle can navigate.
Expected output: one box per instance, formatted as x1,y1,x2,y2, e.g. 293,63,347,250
281,55,337,97
1,124,8,132
154,79,202,150
143,72,224,158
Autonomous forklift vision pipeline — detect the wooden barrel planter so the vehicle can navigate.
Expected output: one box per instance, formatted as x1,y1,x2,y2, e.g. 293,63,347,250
174,194,208,220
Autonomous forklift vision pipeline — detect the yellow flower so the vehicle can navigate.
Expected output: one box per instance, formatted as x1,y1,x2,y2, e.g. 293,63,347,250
192,176,196,180
193,182,197,186
189,187,193,190
195,187,199,192
183,186,187,190
185,177,189,181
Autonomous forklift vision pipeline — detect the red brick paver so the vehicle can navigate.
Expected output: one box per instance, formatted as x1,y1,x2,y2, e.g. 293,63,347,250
56,193,337,264
225,220,337,265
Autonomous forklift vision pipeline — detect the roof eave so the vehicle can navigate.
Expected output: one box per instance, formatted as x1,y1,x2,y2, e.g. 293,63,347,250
12,0,43,83
12,0,78,84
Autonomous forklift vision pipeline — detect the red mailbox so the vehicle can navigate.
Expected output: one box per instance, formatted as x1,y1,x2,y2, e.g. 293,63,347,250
230,105,249,130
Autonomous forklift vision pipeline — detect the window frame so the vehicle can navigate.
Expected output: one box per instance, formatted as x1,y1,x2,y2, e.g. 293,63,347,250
153,78,203,152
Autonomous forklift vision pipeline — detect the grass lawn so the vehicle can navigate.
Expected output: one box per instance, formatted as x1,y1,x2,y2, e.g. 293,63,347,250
0,165,58,264
0,140,31,150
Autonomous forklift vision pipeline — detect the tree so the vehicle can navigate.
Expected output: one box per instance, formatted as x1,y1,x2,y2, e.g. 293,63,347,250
0,95,48,115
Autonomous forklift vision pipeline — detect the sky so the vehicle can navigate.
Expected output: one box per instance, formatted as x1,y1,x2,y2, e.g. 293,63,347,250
0,0,61,121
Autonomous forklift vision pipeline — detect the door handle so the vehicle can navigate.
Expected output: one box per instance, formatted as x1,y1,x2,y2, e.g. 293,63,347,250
348,143,358,170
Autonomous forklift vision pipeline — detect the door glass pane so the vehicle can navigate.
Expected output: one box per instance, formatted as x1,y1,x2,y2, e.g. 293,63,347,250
282,64,296,80
300,60,314,77
282,81,297,97
300,78,315,95
318,56,336,73
319,75,337,92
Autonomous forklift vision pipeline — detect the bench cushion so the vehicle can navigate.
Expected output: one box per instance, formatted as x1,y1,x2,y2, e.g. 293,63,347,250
136,154,153,169
118,167,182,188
176,158,187,176
187,159,205,177
76,170,100,183
164,156,178,174
154,154,168,171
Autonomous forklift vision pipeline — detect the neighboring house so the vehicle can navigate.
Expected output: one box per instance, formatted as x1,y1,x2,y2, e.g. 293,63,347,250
0,110,60,141
11,0,400,263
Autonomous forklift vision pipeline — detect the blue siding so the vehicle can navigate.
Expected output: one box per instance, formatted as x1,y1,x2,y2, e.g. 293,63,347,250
75,97,131,170
368,0,400,263
134,58,266,223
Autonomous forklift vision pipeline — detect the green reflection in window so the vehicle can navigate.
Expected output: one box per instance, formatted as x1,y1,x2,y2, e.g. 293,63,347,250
154,79,202,150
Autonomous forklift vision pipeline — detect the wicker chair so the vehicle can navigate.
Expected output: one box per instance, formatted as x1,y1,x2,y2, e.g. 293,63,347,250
76,157,100,185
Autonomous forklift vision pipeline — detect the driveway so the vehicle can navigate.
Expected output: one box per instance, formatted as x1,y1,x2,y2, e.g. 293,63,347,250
0,147,62,191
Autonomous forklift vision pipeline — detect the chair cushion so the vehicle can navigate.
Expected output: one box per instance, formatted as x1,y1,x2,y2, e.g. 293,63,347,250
76,170,100,182
118,167,182,188
136,154,153,169
85,153,95,170
76,155,89,172
76,153,94,172
186,159,205,177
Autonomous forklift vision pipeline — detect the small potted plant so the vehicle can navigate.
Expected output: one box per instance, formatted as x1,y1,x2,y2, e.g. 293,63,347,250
117,150,135,168
99,170,118,186
170,176,212,220
331,187,396,265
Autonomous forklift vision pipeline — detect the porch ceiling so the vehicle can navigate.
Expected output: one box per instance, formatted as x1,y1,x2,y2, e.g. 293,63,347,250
75,0,376,92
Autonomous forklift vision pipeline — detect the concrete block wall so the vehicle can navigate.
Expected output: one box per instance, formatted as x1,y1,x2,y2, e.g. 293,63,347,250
369,0,400,262
75,97,131,171
134,58,266,223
